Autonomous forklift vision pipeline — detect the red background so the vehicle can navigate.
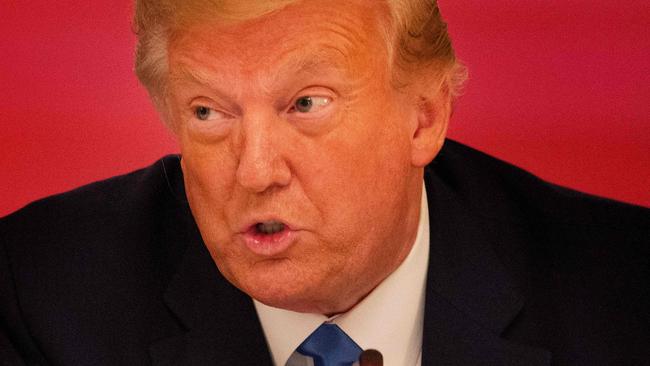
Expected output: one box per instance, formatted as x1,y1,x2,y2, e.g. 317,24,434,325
1,1,648,217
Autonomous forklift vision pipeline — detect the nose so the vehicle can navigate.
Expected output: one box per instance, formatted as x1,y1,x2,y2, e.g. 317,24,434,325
235,113,291,193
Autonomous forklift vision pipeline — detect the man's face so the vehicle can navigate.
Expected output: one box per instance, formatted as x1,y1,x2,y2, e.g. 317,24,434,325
167,0,427,314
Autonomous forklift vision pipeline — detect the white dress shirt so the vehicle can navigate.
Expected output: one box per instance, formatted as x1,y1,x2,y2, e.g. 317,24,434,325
255,184,430,366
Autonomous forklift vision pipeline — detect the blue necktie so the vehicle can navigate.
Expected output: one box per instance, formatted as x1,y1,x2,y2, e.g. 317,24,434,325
297,323,363,366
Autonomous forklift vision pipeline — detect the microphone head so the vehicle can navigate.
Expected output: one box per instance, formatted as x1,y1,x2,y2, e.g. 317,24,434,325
359,349,383,366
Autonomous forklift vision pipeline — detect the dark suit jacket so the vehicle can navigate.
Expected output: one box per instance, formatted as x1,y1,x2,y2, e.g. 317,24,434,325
1,140,648,365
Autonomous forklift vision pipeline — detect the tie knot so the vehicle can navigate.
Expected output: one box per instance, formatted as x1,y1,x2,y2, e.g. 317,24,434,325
297,323,362,366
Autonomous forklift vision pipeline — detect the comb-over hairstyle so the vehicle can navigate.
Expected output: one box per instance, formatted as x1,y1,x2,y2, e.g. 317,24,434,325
133,0,465,106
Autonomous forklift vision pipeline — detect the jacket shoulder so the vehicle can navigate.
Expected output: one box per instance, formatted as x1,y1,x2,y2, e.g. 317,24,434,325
432,139,650,233
431,140,650,363
1,155,184,239
0,155,189,364
0,154,190,285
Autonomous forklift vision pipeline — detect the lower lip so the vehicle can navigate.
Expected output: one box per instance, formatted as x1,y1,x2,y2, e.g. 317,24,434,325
241,227,296,256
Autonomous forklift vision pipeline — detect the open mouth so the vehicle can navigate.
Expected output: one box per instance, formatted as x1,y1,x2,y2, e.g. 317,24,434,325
255,220,286,235
243,220,295,256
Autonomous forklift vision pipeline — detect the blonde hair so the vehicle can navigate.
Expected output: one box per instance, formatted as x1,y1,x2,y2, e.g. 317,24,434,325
133,0,466,103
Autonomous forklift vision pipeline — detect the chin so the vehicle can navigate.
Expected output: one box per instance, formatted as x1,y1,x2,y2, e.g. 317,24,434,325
247,284,315,313
248,278,354,315
236,262,333,313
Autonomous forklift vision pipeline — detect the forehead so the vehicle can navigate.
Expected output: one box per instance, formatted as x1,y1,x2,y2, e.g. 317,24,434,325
167,0,390,81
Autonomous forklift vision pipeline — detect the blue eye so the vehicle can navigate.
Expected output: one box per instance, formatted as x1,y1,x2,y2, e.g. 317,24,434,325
295,97,313,112
195,106,214,121
291,96,331,114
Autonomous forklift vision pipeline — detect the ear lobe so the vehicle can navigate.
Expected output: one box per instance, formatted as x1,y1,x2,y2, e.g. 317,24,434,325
410,91,451,167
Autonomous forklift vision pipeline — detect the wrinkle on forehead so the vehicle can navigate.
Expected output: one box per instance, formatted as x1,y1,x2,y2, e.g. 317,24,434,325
169,47,357,103
167,0,390,100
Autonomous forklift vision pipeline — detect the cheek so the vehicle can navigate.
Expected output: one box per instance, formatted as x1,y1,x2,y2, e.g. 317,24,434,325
181,155,250,284
183,155,233,203
179,124,238,194
327,99,411,181
179,138,240,242
298,108,411,235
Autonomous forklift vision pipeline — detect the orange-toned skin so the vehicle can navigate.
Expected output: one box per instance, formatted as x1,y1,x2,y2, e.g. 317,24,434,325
166,0,449,315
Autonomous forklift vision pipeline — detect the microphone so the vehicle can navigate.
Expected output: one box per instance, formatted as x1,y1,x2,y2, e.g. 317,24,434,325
358,349,383,366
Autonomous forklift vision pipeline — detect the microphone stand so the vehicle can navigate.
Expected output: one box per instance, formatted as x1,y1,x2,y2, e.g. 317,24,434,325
359,349,383,366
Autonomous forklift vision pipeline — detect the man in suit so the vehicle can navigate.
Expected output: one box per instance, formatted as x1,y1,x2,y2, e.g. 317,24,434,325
1,0,648,365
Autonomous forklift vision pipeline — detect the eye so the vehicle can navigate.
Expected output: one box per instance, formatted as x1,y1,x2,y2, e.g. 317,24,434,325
194,106,215,121
290,96,331,114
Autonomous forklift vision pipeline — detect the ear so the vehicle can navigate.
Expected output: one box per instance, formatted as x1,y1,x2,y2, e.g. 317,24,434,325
410,84,451,167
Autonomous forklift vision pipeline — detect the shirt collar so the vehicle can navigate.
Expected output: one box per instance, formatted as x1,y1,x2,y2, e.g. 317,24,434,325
255,183,430,365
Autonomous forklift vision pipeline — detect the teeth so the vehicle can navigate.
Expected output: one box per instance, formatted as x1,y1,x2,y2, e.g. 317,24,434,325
256,221,285,235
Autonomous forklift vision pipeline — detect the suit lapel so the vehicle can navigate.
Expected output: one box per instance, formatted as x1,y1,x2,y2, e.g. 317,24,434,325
149,158,273,365
421,166,551,365
149,233,272,365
